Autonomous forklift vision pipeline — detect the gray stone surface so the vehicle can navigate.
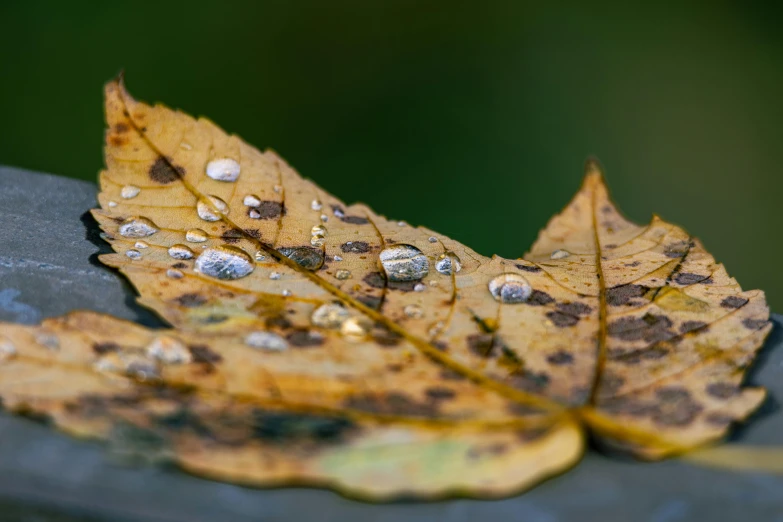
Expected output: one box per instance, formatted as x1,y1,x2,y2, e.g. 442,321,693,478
0,165,781,522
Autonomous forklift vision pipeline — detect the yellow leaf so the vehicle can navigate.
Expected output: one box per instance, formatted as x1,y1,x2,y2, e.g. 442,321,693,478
0,77,772,500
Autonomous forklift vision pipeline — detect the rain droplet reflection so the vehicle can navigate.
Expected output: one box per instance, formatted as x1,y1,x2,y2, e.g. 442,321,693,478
488,273,532,304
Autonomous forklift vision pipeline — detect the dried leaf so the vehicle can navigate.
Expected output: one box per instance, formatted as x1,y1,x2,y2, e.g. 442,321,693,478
0,77,772,500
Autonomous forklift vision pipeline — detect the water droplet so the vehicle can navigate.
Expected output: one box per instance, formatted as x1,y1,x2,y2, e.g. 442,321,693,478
379,244,429,282
310,303,350,328
435,252,462,275
244,194,261,207
320,214,328,222
93,352,123,373
333,207,345,218
278,246,324,271
404,304,424,319
119,217,158,238
429,280,438,286
488,273,532,304
206,158,241,182
126,249,142,259
245,331,288,351
311,199,323,211
311,236,326,247
428,321,445,337
124,354,160,381
269,271,281,280
146,336,192,364
108,201,118,207
185,228,208,243
134,241,149,249
311,224,327,236
282,289,292,297
99,232,114,241
36,333,59,351
194,246,255,280
397,221,406,227
180,141,193,150
341,317,369,342
273,184,282,194
550,249,571,260
333,255,343,262
168,244,194,260
167,268,184,279
121,185,141,199
335,268,351,280
249,209,261,219
0,341,17,362
428,236,437,243
414,283,426,292
254,251,266,261
197,195,228,222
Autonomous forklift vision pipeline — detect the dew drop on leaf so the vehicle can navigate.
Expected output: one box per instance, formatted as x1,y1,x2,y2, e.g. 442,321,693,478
206,158,241,182
282,289,292,297
245,331,288,352
254,251,266,261
146,336,192,364
379,244,429,282
194,246,255,280
488,273,533,304
435,252,462,275
119,217,158,238
126,249,142,259
550,249,571,260
121,185,141,199
278,247,325,271
428,236,437,243
197,195,228,222
185,228,208,243
335,268,351,280
404,304,424,319
108,201,117,207
269,271,281,280
244,194,261,207
166,268,184,279
311,199,323,211
168,244,195,260
341,317,369,342
0,341,16,362
311,303,351,328
134,241,149,249
414,283,426,292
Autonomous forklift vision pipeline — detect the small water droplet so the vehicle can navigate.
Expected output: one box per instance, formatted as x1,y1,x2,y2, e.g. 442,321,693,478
311,224,327,237
320,214,328,222
269,271,281,280
197,195,228,222
428,236,438,243
244,194,262,207
435,252,462,275
311,199,323,211
278,246,324,271
134,241,149,249
404,304,424,319
333,207,345,218
99,232,114,241
311,235,326,247
254,251,266,261
180,141,193,150
146,336,192,364
428,321,445,337
245,331,288,351
341,317,369,342
488,273,532,304
194,246,255,280
126,249,142,259
311,303,350,328
282,289,292,297
379,244,429,282
121,185,141,199
119,217,158,238
167,268,184,279
93,352,123,373
168,244,195,260
335,268,351,280
249,209,262,219
124,354,160,381
185,228,208,243
414,282,426,292
397,221,406,227
273,184,282,194
108,201,118,207
0,341,17,362
206,158,241,182
550,249,571,260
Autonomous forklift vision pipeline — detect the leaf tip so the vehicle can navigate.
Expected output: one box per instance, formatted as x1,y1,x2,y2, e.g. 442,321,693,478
582,157,605,187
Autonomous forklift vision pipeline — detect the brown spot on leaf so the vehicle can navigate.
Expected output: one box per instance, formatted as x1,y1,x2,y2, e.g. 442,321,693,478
252,409,357,444
679,320,708,334
171,262,188,269
526,290,555,306
149,157,184,184
363,272,386,289
546,311,579,328
664,240,691,258
607,346,668,364
93,342,120,355
607,314,675,343
556,302,592,316
345,393,437,418
515,264,542,273
467,334,502,358
174,293,207,308
341,241,370,254
508,371,550,393
743,318,769,330
341,215,370,225
425,386,456,401
705,412,735,426
221,229,243,244
674,272,709,285
705,382,738,399
721,296,748,309
114,123,129,133
357,295,382,310
250,201,285,220
286,329,325,348
188,345,223,364
546,350,574,365
606,284,648,306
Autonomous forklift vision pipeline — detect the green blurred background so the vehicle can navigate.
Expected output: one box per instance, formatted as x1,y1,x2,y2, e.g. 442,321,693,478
1,1,781,309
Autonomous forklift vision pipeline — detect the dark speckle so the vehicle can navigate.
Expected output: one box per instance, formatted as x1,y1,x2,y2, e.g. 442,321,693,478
171,262,188,269
253,409,356,444
705,412,736,426
546,311,579,327
515,264,541,273
278,246,324,271
221,229,243,244
656,386,691,401
652,395,703,427
546,350,574,365
674,272,709,285
600,373,625,395
340,215,370,225
556,302,592,316
363,272,386,289
466,333,502,358
174,293,207,308
357,295,382,310
250,201,285,220
706,382,738,399
387,280,418,292
680,320,708,334
743,318,769,330
509,371,550,393
440,369,466,381
93,342,120,355
286,329,325,348
606,284,648,306
149,156,184,184
624,261,642,267
372,326,402,347
114,123,129,133
188,345,223,364
607,314,675,343
664,240,691,258
526,290,555,306
341,241,370,254
425,386,456,401
345,393,437,417
721,296,748,309
608,346,668,364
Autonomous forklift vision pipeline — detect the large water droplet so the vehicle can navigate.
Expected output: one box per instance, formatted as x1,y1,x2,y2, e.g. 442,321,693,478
195,246,255,280
244,194,261,207
404,304,424,319
119,217,158,238
206,158,241,182
435,252,462,275
278,246,324,271
488,273,532,304
168,244,195,260
335,268,351,280
379,244,429,282
197,195,228,222
0,341,17,362
121,185,141,199
146,336,192,364
550,249,571,260
245,331,288,351
311,303,350,328
126,249,142,259
185,228,208,243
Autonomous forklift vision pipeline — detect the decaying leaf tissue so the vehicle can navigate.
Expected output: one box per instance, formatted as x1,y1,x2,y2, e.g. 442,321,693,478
0,77,772,500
